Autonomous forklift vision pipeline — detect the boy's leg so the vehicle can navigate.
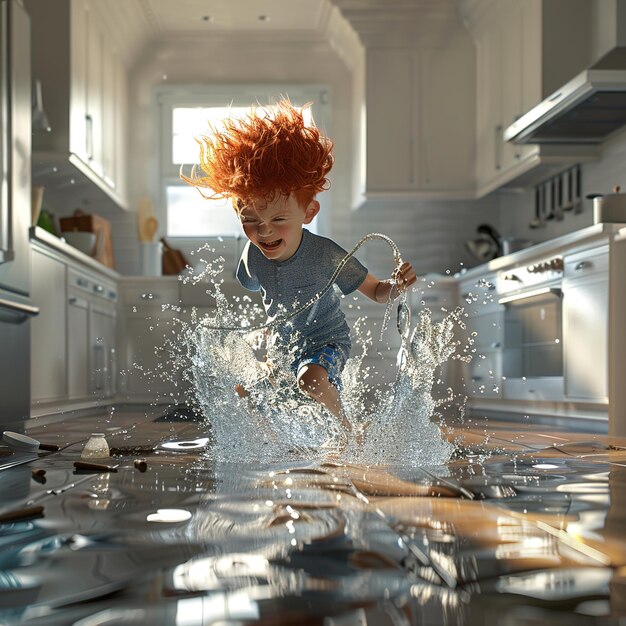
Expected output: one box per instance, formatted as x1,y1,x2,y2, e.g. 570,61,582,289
297,364,352,434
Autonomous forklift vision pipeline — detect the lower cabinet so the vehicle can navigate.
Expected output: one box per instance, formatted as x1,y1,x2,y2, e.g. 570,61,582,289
31,248,67,403
66,268,118,400
458,273,503,399
31,243,118,407
563,245,609,402
117,278,181,402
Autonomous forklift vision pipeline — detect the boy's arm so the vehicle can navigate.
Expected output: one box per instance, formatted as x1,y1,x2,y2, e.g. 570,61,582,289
357,262,417,303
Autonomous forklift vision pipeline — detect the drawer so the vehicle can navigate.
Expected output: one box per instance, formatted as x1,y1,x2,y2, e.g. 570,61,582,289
564,245,609,279
68,267,117,302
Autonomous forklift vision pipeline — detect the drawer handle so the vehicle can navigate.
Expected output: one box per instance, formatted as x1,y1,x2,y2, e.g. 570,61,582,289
141,293,160,300
77,278,89,288
574,261,590,271
94,284,104,294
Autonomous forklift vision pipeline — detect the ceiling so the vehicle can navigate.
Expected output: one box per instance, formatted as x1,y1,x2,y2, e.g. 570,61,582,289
136,0,460,36
138,0,330,34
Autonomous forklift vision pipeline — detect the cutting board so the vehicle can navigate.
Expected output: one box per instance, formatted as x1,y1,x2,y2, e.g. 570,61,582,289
59,210,115,269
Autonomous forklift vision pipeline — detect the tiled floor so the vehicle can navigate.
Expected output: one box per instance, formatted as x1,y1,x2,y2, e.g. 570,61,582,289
0,406,625,625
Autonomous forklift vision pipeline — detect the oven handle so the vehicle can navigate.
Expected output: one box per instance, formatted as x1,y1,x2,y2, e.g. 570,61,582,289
0,297,40,320
498,286,562,305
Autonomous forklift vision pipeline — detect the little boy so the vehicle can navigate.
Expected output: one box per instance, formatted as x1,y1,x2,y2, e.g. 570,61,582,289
188,100,416,438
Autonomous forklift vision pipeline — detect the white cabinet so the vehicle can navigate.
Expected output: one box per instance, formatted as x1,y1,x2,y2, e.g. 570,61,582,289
31,248,67,404
118,279,182,402
66,267,118,400
463,0,593,196
458,273,503,399
563,246,609,402
31,241,118,408
364,35,475,197
27,0,129,209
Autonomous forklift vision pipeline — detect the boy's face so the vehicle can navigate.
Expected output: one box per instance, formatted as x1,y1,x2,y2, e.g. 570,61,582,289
238,193,319,262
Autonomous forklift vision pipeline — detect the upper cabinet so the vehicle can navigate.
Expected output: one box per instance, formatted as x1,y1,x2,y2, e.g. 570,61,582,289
364,25,476,199
26,0,129,211
365,40,476,198
462,0,598,197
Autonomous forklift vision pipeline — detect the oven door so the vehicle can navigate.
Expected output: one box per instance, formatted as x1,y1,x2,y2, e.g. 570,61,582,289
0,294,39,426
499,286,564,400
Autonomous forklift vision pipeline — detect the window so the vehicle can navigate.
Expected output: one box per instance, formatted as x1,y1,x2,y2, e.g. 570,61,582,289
154,86,331,239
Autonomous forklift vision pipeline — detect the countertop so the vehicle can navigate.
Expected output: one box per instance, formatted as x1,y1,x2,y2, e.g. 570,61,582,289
456,222,625,281
30,226,120,281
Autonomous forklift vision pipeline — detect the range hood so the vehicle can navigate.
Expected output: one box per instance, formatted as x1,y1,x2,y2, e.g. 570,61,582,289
504,67,626,145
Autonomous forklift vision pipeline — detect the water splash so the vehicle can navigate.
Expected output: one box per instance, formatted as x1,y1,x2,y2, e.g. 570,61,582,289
155,241,471,466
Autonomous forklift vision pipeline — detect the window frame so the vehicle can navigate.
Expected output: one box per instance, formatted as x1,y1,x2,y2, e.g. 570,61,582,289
152,84,332,243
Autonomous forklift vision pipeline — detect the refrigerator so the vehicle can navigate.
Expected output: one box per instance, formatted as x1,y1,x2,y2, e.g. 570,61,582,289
0,0,39,429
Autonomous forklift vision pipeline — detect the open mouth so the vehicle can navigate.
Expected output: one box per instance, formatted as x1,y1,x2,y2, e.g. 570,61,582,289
259,239,282,251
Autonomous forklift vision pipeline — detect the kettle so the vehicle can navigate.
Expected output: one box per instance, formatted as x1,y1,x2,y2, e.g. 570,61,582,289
589,185,626,224
464,224,502,262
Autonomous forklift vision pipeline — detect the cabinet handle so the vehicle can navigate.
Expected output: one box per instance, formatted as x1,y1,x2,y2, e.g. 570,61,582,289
491,342,501,349
495,124,502,171
93,343,105,391
77,277,89,288
574,261,590,271
94,284,104,294
85,114,94,161
68,296,89,309
471,376,483,382
140,292,160,300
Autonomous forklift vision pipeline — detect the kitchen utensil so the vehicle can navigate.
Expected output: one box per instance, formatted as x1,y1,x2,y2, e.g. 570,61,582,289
2,431,40,452
140,241,163,276
62,231,97,256
465,234,498,262
162,238,189,275
501,238,534,255
465,224,502,262
144,216,158,242
31,185,44,226
590,185,626,223
137,197,156,242
59,210,115,268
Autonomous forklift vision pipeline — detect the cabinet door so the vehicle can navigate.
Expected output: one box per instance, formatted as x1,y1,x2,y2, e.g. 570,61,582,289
90,305,117,398
101,44,117,188
67,293,90,400
365,49,416,192
69,0,88,159
31,250,67,402
563,277,608,401
85,3,103,177
121,312,181,401
419,44,474,192
476,26,501,186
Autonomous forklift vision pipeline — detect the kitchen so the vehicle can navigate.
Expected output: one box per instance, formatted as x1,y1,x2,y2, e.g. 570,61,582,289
3,0,626,623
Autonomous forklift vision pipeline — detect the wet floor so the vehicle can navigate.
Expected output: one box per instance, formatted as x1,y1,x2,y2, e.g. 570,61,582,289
1,408,626,625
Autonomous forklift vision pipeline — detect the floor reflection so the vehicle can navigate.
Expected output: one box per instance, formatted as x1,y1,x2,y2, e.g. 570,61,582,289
0,408,625,625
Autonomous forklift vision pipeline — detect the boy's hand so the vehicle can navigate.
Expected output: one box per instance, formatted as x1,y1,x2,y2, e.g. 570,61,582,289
392,261,417,292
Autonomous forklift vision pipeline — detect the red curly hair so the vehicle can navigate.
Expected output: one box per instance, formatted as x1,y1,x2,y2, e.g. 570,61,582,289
183,99,334,211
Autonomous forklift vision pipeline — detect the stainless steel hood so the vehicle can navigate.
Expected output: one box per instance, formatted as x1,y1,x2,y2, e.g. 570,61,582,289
504,67,626,145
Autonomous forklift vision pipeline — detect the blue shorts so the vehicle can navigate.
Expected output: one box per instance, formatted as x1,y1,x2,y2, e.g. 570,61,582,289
293,345,346,389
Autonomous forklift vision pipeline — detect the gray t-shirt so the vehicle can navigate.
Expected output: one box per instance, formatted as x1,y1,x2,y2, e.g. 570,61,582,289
236,229,368,360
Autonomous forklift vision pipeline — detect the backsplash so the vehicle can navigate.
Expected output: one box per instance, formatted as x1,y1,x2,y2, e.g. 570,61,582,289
499,128,626,244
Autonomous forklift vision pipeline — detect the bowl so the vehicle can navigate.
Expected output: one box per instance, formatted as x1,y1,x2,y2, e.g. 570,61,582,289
2,431,40,451
62,231,96,256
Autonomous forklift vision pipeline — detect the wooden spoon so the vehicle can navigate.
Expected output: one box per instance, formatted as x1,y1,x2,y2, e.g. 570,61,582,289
144,216,158,243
